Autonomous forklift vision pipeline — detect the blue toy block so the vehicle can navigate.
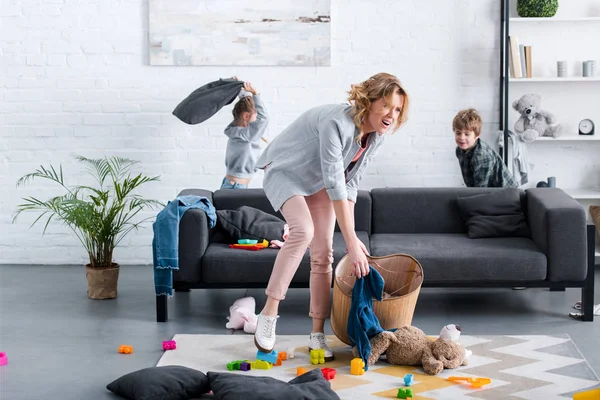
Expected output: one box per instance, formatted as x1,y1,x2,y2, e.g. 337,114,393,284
404,373,414,386
256,349,278,364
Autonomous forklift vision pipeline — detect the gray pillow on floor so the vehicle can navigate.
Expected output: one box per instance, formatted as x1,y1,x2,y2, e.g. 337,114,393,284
456,188,530,238
207,368,340,400
106,366,210,400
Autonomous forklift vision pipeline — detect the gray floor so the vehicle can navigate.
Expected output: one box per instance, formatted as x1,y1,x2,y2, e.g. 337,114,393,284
1,265,599,400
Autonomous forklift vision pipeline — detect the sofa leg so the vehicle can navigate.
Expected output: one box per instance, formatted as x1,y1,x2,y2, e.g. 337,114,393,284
175,288,191,292
581,224,596,322
156,295,168,322
550,286,566,292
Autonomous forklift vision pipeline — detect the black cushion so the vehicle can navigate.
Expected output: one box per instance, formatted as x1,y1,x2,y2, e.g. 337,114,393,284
106,366,210,400
369,233,546,282
456,188,530,238
201,231,370,284
216,206,286,242
207,368,340,400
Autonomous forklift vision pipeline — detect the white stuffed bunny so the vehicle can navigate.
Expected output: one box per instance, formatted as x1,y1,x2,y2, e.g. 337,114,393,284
226,297,258,334
440,324,472,359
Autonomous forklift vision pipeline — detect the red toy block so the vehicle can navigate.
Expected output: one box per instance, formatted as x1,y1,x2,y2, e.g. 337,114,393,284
118,345,133,354
162,340,177,350
321,368,336,380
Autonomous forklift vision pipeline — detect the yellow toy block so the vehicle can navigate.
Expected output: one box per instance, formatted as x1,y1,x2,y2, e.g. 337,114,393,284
310,349,325,365
574,388,600,400
350,357,365,375
254,360,272,370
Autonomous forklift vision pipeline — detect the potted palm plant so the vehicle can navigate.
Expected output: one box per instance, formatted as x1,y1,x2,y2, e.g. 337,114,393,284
13,155,163,299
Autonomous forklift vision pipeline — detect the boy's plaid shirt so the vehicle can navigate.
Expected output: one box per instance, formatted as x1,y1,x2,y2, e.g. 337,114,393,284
456,138,517,188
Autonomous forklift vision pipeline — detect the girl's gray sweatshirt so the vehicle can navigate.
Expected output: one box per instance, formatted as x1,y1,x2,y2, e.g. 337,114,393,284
223,94,268,179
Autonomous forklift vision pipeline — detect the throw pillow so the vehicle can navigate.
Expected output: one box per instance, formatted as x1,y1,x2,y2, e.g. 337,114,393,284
456,188,530,239
207,368,340,400
216,206,286,242
106,366,210,400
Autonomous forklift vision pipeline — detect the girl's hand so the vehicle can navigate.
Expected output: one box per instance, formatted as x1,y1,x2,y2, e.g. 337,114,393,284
347,237,370,279
243,82,258,95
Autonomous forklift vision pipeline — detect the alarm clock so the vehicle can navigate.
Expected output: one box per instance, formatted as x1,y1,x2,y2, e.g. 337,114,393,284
579,119,595,135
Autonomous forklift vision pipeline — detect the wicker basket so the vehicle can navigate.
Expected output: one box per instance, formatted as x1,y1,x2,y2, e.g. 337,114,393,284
330,253,424,346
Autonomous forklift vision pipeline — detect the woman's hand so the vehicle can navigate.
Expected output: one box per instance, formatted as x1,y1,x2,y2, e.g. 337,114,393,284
347,237,370,279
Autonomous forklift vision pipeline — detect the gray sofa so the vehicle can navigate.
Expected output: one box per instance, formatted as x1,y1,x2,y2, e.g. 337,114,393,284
156,187,596,322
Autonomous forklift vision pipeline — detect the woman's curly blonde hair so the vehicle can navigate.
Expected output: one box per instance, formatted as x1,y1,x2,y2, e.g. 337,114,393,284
347,72,410,141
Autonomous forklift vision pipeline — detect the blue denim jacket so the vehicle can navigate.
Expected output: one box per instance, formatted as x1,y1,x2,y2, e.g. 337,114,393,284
347,266,385,371
153,195,216,296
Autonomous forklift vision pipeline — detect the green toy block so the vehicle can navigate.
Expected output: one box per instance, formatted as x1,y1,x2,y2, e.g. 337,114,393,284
397,388,413,399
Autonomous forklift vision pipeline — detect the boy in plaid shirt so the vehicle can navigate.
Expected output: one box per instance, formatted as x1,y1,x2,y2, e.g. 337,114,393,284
454,109,517,188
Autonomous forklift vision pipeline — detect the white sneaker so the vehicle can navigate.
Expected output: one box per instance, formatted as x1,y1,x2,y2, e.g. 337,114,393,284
308,332,334,362
254,314,278,353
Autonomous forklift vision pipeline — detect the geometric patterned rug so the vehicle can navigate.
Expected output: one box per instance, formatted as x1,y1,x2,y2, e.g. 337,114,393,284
156,334,600,399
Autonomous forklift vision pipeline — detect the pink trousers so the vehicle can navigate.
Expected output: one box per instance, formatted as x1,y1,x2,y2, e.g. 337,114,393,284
265,189,336,319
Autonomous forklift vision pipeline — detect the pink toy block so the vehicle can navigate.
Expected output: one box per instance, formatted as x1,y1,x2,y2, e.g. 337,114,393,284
162,340,177,350
0,352,7,366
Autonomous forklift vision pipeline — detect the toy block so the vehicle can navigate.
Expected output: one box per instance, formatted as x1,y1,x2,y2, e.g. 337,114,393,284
397,388,413,399
278,351,287,361
310,349,325,365
275,358,282,366
0,352,7,366
240,362,252,371
257,349,278,364
297,367,307,376
226,360,247,371
162,340,176,350
321,368,336,380
447,376,491,388
404,373,414,386
287,347,295,359
350,358,365,375
118,345,133,354
574,388,600,400
255,360,272,370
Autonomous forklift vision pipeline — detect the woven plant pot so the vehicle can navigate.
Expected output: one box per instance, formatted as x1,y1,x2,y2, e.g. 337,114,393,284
517,0,559,17
591,206,600,235
86,263,119,299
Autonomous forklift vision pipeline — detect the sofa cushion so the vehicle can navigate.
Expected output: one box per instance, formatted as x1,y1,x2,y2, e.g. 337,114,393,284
369,233,546,282
201,231,370,283
456,188,530,239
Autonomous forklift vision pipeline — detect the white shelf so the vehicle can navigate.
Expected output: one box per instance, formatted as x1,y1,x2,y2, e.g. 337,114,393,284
510,77,600,82
510,17,600,23
563,189,600,200
533,136,600,141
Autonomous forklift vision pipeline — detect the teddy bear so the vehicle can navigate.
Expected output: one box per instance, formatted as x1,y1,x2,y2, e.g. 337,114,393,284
225,296,258,334
352,324,470,375
512,93,562,142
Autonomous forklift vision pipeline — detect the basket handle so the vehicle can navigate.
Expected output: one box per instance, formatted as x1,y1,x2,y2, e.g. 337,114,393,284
337,260,423,297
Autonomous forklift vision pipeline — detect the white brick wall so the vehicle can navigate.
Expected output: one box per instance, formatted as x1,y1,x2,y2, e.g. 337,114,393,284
1,0,599,265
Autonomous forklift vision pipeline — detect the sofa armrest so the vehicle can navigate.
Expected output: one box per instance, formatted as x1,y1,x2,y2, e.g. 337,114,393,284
173,189,213,285
526,188,587,281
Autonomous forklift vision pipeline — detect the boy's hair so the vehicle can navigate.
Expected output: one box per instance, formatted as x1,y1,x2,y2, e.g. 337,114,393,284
232,97,256,123
453,108,482,136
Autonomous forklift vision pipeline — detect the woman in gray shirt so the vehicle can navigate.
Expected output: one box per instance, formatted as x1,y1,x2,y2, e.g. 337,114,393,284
253,73,410,359
221,80,269,189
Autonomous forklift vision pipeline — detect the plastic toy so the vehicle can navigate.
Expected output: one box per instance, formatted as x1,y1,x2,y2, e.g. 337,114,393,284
574,388,600,399
404,373,413,386
255,360,272,370
397,388,413,399
447,376,491,388
0,352,7,366
118,345,133,354
350,358,365,375
230,239,269,251
240,362,252,371
162,340,176,350
321,368,336,380
278,352,287,361
238,239,258,244
257,349,278,364
310,349,325,365
297,367,307,376
287,347,295,359
227,360,248,371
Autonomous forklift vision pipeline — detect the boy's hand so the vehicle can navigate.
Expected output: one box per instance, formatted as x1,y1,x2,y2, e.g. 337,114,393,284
243,82,258,96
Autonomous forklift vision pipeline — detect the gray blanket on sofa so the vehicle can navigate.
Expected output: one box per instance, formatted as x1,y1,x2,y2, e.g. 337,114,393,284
216,206,286,242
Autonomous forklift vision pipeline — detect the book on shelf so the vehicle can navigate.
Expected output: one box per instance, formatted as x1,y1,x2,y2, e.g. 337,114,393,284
509,36,533,79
